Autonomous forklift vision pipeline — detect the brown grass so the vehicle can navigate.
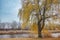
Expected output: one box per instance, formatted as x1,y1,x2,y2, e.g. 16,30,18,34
0,38,60,40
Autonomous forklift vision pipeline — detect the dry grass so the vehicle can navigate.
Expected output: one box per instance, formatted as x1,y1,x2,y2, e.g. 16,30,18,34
0,38,60,40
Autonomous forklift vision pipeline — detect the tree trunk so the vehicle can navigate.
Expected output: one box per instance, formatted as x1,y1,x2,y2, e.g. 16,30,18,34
38,3,46,38
38,20,42,38
37,0,47,38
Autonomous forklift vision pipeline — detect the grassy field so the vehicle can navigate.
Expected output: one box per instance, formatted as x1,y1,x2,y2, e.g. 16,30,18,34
0,38,60,40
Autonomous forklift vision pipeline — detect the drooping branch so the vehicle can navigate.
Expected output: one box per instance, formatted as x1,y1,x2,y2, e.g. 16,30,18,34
41,14,59,21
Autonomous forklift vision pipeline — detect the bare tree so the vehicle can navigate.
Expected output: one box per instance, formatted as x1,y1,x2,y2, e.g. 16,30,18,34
11,21,17,29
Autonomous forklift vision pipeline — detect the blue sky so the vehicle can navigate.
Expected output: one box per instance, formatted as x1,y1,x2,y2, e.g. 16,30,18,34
0,0,22,22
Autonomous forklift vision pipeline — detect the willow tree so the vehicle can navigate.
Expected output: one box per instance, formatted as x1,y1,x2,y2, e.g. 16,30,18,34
18,0,59,38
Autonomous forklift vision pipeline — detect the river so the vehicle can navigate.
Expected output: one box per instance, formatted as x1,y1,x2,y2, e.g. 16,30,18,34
0,33,60,38
0,34,31,38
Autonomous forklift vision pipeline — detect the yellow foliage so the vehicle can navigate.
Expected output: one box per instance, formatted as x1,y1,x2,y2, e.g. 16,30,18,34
52,0,58,4
18,0,59,32
23,3,33,20
30,23,38,34
42,29,48,34
20,1,39,29
46,0,52,11
21,22,28,29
